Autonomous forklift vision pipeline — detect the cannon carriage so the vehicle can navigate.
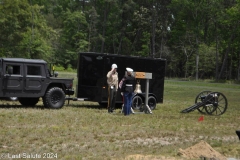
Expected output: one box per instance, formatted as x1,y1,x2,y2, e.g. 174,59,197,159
181,91,228,116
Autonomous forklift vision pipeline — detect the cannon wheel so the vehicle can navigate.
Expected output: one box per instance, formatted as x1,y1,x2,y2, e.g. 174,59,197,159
204,92,228,116
195,91,212,114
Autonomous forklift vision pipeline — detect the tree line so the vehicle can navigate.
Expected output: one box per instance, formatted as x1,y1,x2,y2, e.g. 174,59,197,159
0,0,240,81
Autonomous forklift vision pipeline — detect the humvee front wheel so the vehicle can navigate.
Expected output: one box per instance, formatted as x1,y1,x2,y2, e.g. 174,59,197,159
19,98,39,106
43,87,65,109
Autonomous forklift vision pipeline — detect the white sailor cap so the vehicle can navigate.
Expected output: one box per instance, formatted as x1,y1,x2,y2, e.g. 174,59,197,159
126,67,133,72
111,64,118,69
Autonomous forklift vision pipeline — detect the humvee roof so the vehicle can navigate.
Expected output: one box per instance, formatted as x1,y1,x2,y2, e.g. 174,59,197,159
1,58,47,64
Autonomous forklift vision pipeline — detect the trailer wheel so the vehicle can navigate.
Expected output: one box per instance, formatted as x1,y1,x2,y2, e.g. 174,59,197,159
148,96,156,110
43,87,65,109
19,98,39,106
132,95,143,110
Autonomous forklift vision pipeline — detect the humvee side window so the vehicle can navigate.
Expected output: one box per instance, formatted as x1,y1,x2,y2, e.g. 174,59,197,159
27,66,41,76
6,65,20,75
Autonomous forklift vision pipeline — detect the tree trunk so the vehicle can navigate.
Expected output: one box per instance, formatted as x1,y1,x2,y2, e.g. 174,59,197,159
131,29,141,53
215,35,219,80
238,52,240,81
218,48,228,79
101,3,109,54
184,48,188,79
214,20,219,80
117,32,124,55
229,54,232,79
117,0,126,55
160,36,163,58
196,37,199,81
218,33,234,79
151,6,156,58
88,22,91,52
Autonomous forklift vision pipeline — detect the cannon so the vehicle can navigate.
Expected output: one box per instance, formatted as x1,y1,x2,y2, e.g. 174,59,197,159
181,91,228,115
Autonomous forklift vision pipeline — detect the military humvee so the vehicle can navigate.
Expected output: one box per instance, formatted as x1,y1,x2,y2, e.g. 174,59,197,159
0,58,74,109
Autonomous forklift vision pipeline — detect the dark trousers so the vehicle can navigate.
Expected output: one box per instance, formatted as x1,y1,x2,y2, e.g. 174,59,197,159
108,86,117,111
123,92,133,115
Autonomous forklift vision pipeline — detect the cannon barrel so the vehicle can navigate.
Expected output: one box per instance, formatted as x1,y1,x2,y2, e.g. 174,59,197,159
181,91,228,116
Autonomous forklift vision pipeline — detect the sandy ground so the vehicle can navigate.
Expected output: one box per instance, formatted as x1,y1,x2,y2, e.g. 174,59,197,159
124,140,227,160
178,140,227,160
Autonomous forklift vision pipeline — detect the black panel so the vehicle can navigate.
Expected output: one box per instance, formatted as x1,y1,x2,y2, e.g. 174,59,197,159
77,52,166,104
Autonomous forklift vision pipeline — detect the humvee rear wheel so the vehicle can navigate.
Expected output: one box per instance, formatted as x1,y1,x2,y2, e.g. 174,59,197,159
43,87,65,109
19,98,39,106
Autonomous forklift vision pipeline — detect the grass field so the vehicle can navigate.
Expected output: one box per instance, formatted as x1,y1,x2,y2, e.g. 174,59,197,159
0,72,240,160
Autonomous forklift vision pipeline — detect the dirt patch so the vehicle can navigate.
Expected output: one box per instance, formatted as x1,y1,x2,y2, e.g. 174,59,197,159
122,140,227,160
123,154,181,160
178,140,227,160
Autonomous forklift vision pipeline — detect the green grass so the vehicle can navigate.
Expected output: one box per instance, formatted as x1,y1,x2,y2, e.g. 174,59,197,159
0,73,240,159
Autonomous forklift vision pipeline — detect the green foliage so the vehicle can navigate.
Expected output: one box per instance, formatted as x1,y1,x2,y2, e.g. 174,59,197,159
86,6,100,52
54,65,65,71
53,64,76,72
1,0,240,80
136,31,150,57
187,44,217,78
55,9,88,69
0,0,54,59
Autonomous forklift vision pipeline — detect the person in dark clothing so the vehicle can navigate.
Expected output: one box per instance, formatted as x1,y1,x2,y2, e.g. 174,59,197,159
120,67,135,116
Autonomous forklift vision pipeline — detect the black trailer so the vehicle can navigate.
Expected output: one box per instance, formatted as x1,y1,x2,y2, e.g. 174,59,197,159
76,52,166,109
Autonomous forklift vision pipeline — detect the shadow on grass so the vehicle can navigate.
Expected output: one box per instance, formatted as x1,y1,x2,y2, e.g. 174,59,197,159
0,102,105,110
65,102,123,110
66,103,104,109
0,104,46,109
0,100,123,110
